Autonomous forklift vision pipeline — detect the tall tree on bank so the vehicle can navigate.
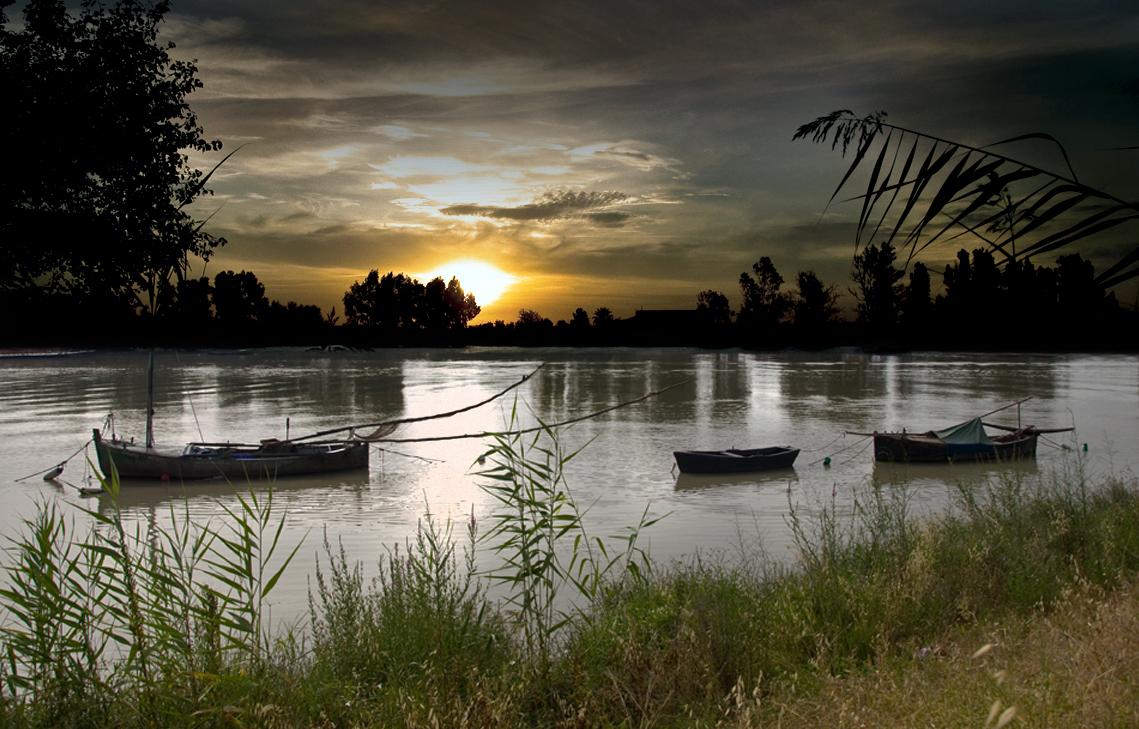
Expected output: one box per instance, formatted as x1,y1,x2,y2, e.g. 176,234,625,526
901,261,933,333
738,257,789,332
0,0,227,316
791,271,839,335
851,241,905,334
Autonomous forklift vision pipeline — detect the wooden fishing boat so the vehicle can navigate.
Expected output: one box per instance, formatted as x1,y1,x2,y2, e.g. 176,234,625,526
870,424,1039,463
84,355,545,484
673,446,799,474
848,398,1073,465
92,429,368,481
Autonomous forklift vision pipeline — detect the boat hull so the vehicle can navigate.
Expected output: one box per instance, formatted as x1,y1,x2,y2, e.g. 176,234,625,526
93,429,369,481
873,432,1038,463
673,446,799,474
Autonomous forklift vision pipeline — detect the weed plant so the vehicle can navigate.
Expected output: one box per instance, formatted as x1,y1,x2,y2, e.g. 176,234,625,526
1,437,1137,728
0,473,302,727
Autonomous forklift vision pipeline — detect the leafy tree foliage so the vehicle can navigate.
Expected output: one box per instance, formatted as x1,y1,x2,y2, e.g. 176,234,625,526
444,277,481,329
850,241,904,332
592,307,615,328
0,0,225,313
791,271,838,331
901,262,933,331
342,270,479,333
696,290,733,326
516,309,549,327
212,270,268,327
738,257,788,329
570,308,591,330
343,271,418,330
936,248,1119,344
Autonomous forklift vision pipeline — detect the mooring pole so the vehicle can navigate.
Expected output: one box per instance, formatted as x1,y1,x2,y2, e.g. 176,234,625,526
145,349,156,449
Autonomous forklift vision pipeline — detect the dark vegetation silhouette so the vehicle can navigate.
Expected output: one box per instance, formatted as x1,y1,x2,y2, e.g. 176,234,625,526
792,109,1139,347
850,241,905,336
1,0,231,343
341,270,479,343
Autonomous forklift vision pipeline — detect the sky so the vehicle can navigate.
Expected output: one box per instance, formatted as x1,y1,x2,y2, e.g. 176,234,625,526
162,0,1139,322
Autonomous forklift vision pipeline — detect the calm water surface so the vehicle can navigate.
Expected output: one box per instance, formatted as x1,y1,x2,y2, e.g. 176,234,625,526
1,348,1136,624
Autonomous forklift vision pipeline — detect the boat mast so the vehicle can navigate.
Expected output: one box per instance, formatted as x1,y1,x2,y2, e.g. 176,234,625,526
145,349,155,449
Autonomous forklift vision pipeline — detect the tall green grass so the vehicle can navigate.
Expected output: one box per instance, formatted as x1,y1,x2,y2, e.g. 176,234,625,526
2,437,1137,728
475,410,660,672
0,474,301,727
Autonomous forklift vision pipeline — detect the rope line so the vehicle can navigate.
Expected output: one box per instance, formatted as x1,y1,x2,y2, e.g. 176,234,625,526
371,444,445,464
368,378,691,444
806,433,873,466
291,363,546,442
837,436,875,466
174,350,207,443
800,431,847,453
14,439,93,483
1039,434,1072,451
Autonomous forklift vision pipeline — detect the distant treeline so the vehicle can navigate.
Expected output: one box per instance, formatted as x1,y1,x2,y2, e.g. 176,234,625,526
1,244,1135,350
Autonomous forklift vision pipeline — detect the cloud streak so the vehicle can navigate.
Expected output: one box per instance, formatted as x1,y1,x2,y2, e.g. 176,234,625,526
440,190,630,223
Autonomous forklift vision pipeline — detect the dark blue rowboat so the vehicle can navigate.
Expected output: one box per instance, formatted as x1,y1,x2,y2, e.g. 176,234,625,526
673,446,799,474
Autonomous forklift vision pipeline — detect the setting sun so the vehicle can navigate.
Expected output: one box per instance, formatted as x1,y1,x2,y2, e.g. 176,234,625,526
418,259,518,309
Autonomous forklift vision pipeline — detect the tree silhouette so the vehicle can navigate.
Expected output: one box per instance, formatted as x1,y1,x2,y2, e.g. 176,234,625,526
517,309,547,327
343,271,418,330
212,271,268,327
1055,253,1118,322
592,307,615,328
850,241,904,333
901,262,933,333
570,307,591,331
696,290,733,326
421,277,449,331
941,248,1005,328
444,277,480,328
169,276,213,328
342,270,478,336
738,257,788,330
791,271,838,332
1,0,226,315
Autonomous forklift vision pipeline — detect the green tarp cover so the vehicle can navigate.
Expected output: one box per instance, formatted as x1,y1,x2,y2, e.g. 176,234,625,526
933,417,992,445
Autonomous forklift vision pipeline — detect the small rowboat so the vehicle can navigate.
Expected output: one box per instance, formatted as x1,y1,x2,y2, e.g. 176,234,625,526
673,446,799,474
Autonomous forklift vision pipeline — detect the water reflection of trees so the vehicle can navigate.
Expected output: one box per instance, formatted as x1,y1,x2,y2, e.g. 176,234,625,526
777,353,1058,433
122,351,408,443
525,352,699,427
779,353,889,430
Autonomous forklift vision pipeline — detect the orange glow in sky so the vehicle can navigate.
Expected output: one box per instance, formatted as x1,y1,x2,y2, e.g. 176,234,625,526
418,259,518,310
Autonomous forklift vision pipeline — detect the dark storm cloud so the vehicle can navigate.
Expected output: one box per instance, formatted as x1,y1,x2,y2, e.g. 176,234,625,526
441,190,628,222
582,211,631,227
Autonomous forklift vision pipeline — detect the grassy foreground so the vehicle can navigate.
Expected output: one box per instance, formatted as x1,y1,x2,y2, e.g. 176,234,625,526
2,435,1138,728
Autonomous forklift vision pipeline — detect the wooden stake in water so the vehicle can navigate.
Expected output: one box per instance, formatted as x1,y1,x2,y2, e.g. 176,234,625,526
145,349,155,449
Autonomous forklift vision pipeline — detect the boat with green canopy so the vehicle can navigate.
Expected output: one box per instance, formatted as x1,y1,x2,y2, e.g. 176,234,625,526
849,398,1074,463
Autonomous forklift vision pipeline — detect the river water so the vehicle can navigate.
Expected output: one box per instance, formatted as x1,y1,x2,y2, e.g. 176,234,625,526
1,348,1136,624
